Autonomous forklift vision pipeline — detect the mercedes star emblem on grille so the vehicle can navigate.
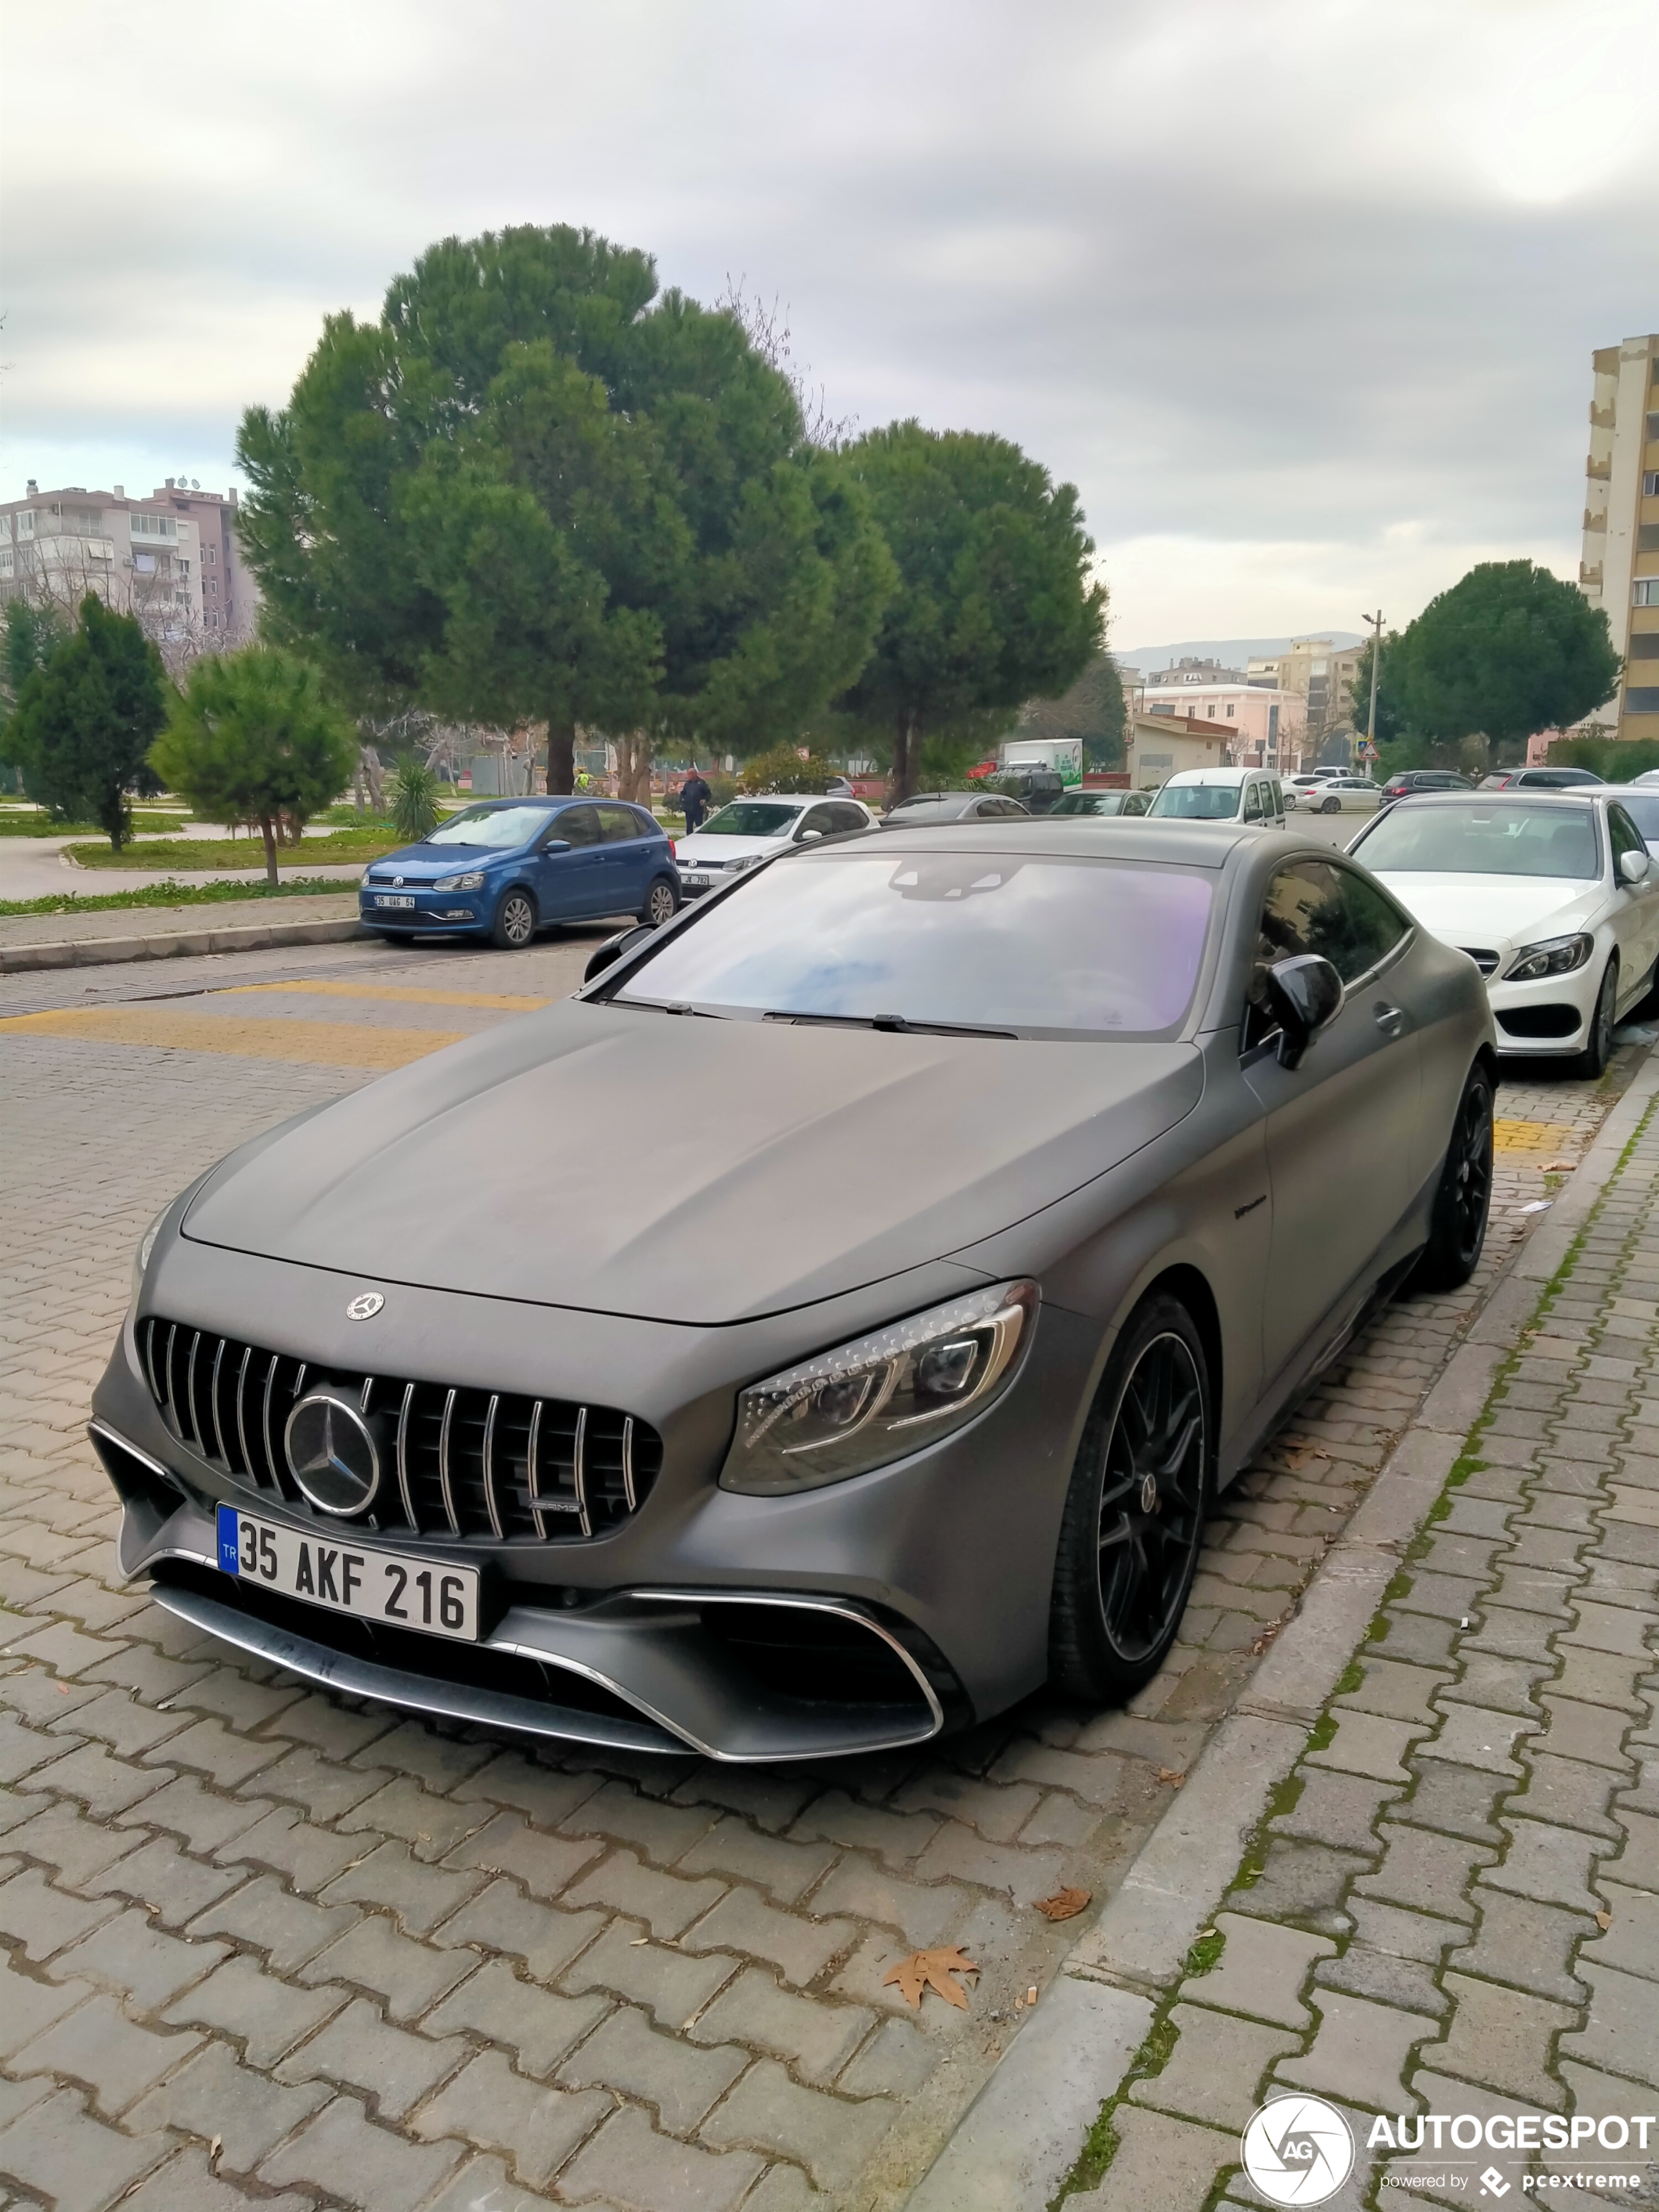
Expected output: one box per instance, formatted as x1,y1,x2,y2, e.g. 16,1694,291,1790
346,1292,384,1321
284,1390,382,1515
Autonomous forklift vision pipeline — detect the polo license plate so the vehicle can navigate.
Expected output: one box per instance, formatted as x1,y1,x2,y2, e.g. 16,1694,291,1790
216,1505,480,1642
681,873,713,888
374,894,417,910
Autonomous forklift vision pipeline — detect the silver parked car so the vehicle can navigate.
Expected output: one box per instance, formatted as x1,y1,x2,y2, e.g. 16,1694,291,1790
95,822,1495,1761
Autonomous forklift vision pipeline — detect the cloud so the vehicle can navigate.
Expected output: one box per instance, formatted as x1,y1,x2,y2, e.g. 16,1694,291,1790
3,0,1653,635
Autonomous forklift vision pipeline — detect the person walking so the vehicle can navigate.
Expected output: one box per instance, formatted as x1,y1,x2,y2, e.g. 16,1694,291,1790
681,766,712,834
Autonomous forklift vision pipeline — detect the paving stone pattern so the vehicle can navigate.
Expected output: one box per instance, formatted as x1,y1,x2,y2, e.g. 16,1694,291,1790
0,940,1639,2209
1071,1097,1659,2211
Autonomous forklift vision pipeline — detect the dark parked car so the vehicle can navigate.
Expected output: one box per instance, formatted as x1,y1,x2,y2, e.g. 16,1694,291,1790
98,820,1495,1760
1380,771,1473,798
360,798,679,948
1479,768,1604,792
880,790,1031,825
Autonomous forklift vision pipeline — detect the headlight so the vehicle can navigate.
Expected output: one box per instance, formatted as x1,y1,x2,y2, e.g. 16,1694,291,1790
1503,933,1594,982
133,1205,168,1296
725,854,764,873
720,1281,1037,1496
433,871,485,892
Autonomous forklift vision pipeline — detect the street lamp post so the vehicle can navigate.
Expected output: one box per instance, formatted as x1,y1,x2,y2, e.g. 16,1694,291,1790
1361,609,1384,769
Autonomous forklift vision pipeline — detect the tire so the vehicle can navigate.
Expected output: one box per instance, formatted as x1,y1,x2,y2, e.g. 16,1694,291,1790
1049,1292,1214,1703
639,874,679,929
1575,957,1618,1079
1412,1063,1494,1291
491,888,537,950
1321,795,1342,814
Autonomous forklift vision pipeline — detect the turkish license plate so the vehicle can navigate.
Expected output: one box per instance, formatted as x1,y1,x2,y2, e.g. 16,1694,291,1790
216,1505,480,1642
681,873,713,889
374,893,417,910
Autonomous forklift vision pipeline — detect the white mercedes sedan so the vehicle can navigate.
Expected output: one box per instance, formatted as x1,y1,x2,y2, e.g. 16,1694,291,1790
674,795,875,897
1347,790,1659,1075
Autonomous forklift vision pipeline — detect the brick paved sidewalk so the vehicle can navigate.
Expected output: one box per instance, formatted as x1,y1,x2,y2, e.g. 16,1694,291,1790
1048,1097,1659,2210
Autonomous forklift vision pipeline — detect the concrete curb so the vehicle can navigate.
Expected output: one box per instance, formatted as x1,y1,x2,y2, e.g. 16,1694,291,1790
0,916,368,973
903,1046,1659,2212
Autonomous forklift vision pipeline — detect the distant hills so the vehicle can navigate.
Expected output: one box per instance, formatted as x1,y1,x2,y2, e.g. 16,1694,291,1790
1116,632,1364,675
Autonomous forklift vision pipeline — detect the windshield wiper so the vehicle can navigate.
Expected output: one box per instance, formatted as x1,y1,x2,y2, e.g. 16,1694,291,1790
764,1010,1017,1040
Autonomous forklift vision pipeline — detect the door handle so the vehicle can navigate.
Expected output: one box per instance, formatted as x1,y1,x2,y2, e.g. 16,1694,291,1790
1374,1003,1405,1036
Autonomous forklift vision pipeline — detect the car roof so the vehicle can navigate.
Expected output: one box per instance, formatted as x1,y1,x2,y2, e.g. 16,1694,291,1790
713,793,828,808
857,818,1261,870
1161,767,1261,786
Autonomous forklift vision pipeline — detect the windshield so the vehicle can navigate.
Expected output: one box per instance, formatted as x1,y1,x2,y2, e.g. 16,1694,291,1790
1148,784,1242,820
613,852,1214,1036
1050,791,1125,815
426,805,555,850
1356,801,1600,880
698,802,803,838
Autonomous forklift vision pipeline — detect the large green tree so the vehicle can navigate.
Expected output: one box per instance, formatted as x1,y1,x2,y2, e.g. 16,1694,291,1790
1396,560,1620,759
0,601,69,792
5,596,167,846
150,647,355,884
1013,653,1126,769
835,422,1104,799
238,225,894,791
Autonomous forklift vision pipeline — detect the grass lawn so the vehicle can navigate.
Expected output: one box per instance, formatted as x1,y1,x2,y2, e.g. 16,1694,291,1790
63,832,396,871
0,877,362,919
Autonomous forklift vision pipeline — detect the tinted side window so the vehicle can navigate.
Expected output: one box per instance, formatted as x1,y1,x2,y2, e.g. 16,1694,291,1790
1242,782,1264,824
1329,866,1408,981
796,806,837,839
1608,807,1644,868
597,805,644,843
553,806,602,848
827,803,868,833
1245,862,1336,1047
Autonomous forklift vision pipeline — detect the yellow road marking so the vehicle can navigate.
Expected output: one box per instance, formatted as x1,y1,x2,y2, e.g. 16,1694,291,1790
0,1006,465,1070
226,979,551,1012
1493,1119,1575,1156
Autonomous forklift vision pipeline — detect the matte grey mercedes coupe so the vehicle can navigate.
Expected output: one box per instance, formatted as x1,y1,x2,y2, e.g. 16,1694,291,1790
92,821,1496,1762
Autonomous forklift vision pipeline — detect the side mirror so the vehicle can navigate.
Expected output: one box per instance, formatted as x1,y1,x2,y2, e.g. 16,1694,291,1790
1266,954,1344,1070
797,829,823,843
540,838,571,855
1620,848,1650,885
583,923,655,984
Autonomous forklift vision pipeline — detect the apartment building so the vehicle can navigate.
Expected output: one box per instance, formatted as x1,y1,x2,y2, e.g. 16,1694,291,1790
1247,638,1364,748
0,479,257,650
1579,334,1659,738
1142,677,1306,770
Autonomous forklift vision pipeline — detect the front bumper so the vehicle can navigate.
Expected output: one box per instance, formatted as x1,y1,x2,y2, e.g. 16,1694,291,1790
1486,964,1602,1056
95,1243,1097,1759
359,890,489,933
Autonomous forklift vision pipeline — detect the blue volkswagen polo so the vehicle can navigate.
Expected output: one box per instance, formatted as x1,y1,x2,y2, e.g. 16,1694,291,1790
360,798,681,949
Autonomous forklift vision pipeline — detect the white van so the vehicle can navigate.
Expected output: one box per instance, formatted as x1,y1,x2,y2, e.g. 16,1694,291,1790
1146,767,1287,829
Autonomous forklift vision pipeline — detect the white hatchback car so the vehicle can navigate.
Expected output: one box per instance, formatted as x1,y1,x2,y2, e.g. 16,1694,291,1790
675,794,875,897
1145,767,1287,828
1347,790,1659,1074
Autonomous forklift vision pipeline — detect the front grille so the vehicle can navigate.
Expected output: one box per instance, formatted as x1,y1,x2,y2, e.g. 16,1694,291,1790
137,1316,660,1545
1460,947,1500,978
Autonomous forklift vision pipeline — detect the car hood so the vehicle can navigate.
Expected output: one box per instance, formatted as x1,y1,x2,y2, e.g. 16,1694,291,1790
1369,871,1605,952
182,1002,1204,1326
675,834,788,865
364,841,519,881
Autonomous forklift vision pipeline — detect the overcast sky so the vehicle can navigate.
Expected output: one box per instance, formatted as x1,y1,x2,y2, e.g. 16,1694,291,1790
5,0,1656,649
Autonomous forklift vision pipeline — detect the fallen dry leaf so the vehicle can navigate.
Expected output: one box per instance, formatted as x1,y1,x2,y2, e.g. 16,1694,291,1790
883,1945,981,2009
1035,1885,1091,1922
1542,1161,1574,1174
1157,1767,1187,1788
1596,1911,1613,1932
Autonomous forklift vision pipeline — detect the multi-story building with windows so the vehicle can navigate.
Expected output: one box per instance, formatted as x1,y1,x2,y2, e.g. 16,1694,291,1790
0,479,258,654
1142,678,1306,771
1579,334,1659,739
1247,638,1365,752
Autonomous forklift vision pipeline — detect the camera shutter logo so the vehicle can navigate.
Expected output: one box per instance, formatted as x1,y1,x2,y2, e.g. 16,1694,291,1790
1241,2095,1355,2206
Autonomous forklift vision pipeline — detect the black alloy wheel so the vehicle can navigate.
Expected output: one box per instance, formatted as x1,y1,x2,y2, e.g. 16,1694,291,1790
1577,959,1618,1080
641,876,679,929
491,888,537,950
1413,1063,1494,1290
1050,1293,1212,1701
